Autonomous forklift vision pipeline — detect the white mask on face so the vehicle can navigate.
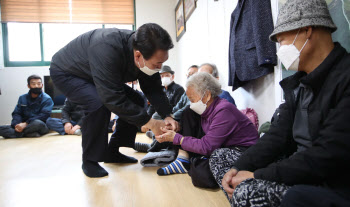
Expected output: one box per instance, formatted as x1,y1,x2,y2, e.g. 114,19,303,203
190,93,209,115
161,77,173,87
277,29,309,71
137,56,160,76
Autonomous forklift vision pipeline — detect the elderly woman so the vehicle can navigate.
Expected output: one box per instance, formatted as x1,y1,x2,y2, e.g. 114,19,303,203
155,72,259,187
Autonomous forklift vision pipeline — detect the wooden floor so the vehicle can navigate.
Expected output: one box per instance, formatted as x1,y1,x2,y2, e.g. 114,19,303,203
0,133,229,207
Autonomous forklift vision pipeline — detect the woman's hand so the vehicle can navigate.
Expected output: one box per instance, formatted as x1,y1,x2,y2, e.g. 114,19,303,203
155,127,176,143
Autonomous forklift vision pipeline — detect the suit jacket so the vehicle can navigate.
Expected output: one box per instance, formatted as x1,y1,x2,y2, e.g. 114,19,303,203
229,0,277,90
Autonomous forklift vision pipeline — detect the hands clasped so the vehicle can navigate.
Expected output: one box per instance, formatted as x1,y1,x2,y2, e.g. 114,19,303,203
222,169,254,199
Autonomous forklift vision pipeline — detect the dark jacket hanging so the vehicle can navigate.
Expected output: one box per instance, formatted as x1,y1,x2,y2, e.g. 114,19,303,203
228,0,277,90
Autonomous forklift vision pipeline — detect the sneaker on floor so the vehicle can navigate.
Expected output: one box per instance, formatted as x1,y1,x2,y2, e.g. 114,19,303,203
74,129,82,136
104,151,138,163
145,131,154,139
24,132,41,137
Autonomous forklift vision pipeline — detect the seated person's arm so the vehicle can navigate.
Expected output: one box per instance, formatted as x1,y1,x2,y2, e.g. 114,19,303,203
233,103,294,172
172,87,185,107
172,94,190,121
11,97,24,128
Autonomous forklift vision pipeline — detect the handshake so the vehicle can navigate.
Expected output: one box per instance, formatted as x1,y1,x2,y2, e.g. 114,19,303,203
142,116,179,144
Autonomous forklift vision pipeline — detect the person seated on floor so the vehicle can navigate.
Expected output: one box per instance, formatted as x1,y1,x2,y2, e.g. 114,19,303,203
139,63,241,152
198,63,236,106
46,98,84,135
134,65,198,152
0,74,54,138
210,0,350,206
147,65,185,120
154,73,259,182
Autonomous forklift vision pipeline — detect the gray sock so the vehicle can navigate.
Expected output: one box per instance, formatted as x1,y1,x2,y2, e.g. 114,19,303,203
134,142,151,152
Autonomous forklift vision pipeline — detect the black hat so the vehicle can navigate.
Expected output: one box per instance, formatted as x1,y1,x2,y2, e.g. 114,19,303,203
159,65,174,74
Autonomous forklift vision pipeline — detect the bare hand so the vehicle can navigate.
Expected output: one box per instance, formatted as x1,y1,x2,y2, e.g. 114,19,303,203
155,127,176,143
231,171,254,191
15,122,27,133
222,168,238,199
164,117,179,132
71,125,81,134
141,126,149,133
64,123,73,134
145,119,166,136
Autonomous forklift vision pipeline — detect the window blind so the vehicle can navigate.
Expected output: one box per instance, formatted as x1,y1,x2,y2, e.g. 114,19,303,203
1,0,135,24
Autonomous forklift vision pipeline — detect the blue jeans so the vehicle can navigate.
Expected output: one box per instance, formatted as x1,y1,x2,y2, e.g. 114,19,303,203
0,119,49,138
46,117,77,135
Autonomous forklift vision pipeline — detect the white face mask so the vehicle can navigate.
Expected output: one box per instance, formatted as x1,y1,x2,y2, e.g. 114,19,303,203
161,77,173,87
277,29,309,71
190,93,209,115
137,57,160,76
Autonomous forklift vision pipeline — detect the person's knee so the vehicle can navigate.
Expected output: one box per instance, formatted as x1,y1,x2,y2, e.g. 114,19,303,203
280,185,310,207
29,119,46,127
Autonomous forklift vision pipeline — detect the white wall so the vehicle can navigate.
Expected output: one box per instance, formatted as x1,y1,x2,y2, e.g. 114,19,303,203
135,0,179,83
174,0,280,125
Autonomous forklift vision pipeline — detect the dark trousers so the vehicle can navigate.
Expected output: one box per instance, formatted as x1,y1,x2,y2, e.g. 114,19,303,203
50,67,145,162
180,106,204,138
281,185,350,207
0,119,49,138
178,106,205,157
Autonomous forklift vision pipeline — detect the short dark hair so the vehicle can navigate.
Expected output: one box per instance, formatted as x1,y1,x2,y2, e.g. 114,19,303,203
27,74,42,85
133,23,174,60
188,65,198,69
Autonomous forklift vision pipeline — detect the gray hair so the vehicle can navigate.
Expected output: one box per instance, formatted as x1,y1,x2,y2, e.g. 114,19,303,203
186,72,222,98
200,63,219,78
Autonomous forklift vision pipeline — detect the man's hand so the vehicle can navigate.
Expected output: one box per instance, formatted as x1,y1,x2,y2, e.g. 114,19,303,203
164,116,179,132
231,171,254,190
144,119,166,136
64,122,73,135
141,126,149,133
15,122,28,133
155,127,176,143
222,168,239,199
71,125,81,134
